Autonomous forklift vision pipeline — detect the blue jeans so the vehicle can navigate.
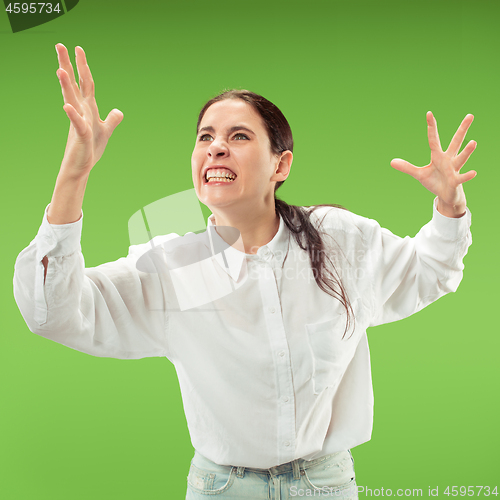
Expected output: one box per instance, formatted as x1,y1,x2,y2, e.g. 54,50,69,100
186,449,358,499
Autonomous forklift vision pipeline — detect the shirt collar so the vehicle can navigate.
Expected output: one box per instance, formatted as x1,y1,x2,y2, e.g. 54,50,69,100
206,212,290,281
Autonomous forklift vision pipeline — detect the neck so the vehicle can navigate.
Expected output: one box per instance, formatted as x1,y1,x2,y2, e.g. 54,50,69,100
210,199,280,255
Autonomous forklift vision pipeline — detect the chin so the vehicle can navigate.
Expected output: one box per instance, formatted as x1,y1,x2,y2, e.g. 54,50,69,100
203,194,243,212
205,199,237,211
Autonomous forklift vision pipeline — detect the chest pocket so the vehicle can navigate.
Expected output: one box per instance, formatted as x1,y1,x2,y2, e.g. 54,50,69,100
306,312,355,395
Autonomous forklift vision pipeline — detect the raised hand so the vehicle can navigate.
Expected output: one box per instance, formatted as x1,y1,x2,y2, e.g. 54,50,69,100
55,43,123,177
390,112,477,217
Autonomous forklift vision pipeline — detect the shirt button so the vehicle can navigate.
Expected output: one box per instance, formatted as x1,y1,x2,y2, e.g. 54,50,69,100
278,350,285,357
282,396,289,403
269,307,276,314
284,441,290,447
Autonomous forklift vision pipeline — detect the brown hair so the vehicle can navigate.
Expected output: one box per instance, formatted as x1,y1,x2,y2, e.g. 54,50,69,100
196,89,354,339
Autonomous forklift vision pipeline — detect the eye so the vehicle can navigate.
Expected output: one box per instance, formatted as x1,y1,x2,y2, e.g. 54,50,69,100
198,132,249,142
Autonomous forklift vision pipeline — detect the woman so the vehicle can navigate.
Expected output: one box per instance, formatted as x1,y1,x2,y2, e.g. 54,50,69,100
13,44,475,499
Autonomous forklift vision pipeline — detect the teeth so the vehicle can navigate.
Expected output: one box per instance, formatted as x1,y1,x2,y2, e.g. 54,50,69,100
205,169,236,181
207,177,235,183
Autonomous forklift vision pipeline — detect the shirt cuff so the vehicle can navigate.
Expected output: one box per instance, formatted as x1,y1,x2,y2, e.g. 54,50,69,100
431,196,471,241
35,203,83,260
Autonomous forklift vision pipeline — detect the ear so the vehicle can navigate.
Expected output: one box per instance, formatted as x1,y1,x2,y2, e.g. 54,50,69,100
270,151,293,183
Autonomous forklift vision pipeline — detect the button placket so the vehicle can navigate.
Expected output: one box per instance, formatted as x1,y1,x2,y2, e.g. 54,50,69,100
256,262,296,464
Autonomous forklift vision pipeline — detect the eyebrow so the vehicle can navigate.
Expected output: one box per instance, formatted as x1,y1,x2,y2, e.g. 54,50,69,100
197,125,255,136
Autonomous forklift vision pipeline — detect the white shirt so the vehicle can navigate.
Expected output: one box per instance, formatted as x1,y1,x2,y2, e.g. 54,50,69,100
13,197,472,468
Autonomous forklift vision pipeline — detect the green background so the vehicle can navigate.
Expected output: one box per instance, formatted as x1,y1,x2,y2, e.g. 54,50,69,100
1,0,498,498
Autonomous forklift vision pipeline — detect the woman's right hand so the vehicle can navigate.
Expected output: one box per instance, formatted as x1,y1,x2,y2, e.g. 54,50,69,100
56,44,123,178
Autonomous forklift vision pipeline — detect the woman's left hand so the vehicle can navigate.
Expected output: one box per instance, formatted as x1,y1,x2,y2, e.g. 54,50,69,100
390,112,477,217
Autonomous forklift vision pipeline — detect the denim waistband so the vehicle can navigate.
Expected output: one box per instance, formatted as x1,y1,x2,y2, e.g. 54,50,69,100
193,449,351,478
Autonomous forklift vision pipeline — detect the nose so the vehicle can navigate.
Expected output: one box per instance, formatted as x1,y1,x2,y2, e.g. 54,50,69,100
207,137,229,158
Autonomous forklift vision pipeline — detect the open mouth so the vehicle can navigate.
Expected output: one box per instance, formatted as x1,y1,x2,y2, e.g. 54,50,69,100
204,168,237,184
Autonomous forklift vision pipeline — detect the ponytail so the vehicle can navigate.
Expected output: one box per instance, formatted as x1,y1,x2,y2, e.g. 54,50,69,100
274,197,355,340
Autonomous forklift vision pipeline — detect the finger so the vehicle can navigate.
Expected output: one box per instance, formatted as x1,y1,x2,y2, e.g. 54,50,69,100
75,46,95,99
455,140,477,169
390,158,424,180
427,111,442,152
457,169,477,184
446,114,474,157
63,103,88,137
103,108,124,134
57,68,84,115
55,44,79,92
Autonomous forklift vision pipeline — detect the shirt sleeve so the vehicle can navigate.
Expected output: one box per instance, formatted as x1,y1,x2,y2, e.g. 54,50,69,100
13,204,170,360
366,196,472,327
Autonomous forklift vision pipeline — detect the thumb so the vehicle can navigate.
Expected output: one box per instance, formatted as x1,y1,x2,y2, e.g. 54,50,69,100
104,108,124,134
390,158,422,179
